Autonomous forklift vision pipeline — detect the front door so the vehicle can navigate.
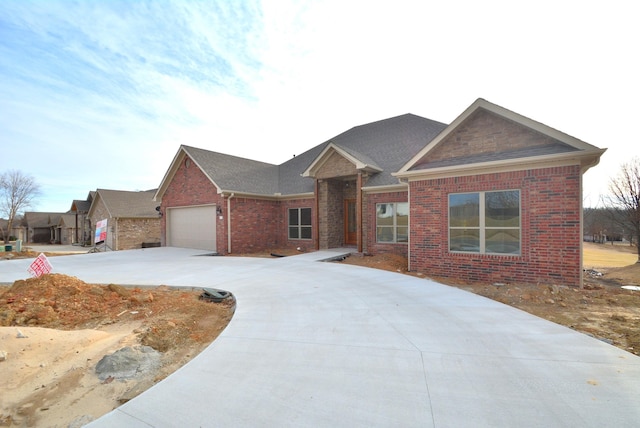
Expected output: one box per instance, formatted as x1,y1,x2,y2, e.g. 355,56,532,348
344,199,357,246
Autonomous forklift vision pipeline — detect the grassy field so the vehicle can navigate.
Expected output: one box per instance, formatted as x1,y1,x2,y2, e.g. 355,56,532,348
583,241,638,268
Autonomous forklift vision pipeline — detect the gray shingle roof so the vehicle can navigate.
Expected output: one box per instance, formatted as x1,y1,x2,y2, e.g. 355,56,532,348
24,212,63,227
305,113,447,188
183,113,447,196
58,213,77,227
96,189,159,218
183,146,280,195
277,148,320,195
412,143,578,170
71,199,92,212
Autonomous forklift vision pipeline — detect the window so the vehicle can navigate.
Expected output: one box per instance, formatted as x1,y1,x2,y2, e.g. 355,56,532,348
449,190,520,255
376,202,408,243
288,208,312,240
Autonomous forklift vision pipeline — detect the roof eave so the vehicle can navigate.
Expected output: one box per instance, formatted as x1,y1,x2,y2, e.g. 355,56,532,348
154,148,186,201
393,149,607,181
219,190,314,201
362,183,408,194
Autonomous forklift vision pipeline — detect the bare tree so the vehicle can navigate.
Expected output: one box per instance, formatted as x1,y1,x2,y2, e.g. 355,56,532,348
0,170,41,241
606,157,640,262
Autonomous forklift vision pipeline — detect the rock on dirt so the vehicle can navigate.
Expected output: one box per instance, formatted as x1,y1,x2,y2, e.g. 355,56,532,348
95,345,162,381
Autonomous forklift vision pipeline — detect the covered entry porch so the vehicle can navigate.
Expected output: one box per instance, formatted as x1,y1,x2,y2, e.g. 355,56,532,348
315,175,363,251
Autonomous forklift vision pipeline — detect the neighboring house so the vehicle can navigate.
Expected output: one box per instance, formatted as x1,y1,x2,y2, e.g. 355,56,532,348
57,213,77,245
23,212,64,243
69,191,95,246
88,189,161,251
154,98,605,287
16,192,94,246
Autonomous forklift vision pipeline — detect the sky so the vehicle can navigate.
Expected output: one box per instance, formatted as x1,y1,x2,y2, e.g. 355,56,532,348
1,0,638,213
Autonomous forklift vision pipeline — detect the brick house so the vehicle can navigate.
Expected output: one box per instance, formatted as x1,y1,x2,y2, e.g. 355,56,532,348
23,212,64,243
56,213,77,245
19,194,94,246
88,189,161,251
69,191,95,246
155,99,605,286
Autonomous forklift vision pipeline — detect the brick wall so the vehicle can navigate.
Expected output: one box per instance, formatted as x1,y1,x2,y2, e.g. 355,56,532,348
116,218,161,250
317,179,346,248
162,156,320,254
363,191,408,257
315,151,358,179
326,181,343,247
229,197,280,253
419,109,566,165
161,156,226,252
409,165,583,286
60,227,73,245
89,198,160,251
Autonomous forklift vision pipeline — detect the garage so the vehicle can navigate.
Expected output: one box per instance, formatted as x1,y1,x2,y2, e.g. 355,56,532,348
166,205,217,251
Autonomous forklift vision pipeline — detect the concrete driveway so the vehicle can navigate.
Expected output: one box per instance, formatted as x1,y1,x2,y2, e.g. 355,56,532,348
1,248,639,427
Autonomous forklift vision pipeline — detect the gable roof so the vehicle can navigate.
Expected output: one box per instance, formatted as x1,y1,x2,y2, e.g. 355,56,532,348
155,101,604,199
302,143,383,178
154,146,281,200
397,98,606,178
302,114,447,187
24,212,63,228
155,114,447,199
57,213,77,227
71,200,91,212
90,189,159,219
70,191,95,213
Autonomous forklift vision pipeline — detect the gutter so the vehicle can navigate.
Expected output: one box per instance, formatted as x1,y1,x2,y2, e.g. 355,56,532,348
218,189,314,201
393,149,607,181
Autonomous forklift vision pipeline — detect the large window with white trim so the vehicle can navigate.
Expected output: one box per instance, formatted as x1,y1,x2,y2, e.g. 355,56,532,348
449,190,520,254
288,208,312,240
376,202,408,243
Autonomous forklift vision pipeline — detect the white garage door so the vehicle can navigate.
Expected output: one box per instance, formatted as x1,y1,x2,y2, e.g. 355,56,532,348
167,205,217,251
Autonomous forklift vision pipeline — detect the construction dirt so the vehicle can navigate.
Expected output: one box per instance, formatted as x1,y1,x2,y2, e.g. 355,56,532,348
0,276,235,427
1,242,639,427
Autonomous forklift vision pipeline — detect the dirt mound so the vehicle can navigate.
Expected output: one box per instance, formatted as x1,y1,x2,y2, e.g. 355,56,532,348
1,274,138,328
596,263,640,286
0,274,235,427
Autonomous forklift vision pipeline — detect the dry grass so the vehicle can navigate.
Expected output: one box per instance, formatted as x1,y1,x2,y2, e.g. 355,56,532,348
583,241,638,268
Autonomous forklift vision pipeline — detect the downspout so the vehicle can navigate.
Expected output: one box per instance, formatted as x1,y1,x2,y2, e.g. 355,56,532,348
314,180,320,250
113,218,117,251
356,172,363,253
579,175,584,289
399,177,411,271
227,193,235,254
